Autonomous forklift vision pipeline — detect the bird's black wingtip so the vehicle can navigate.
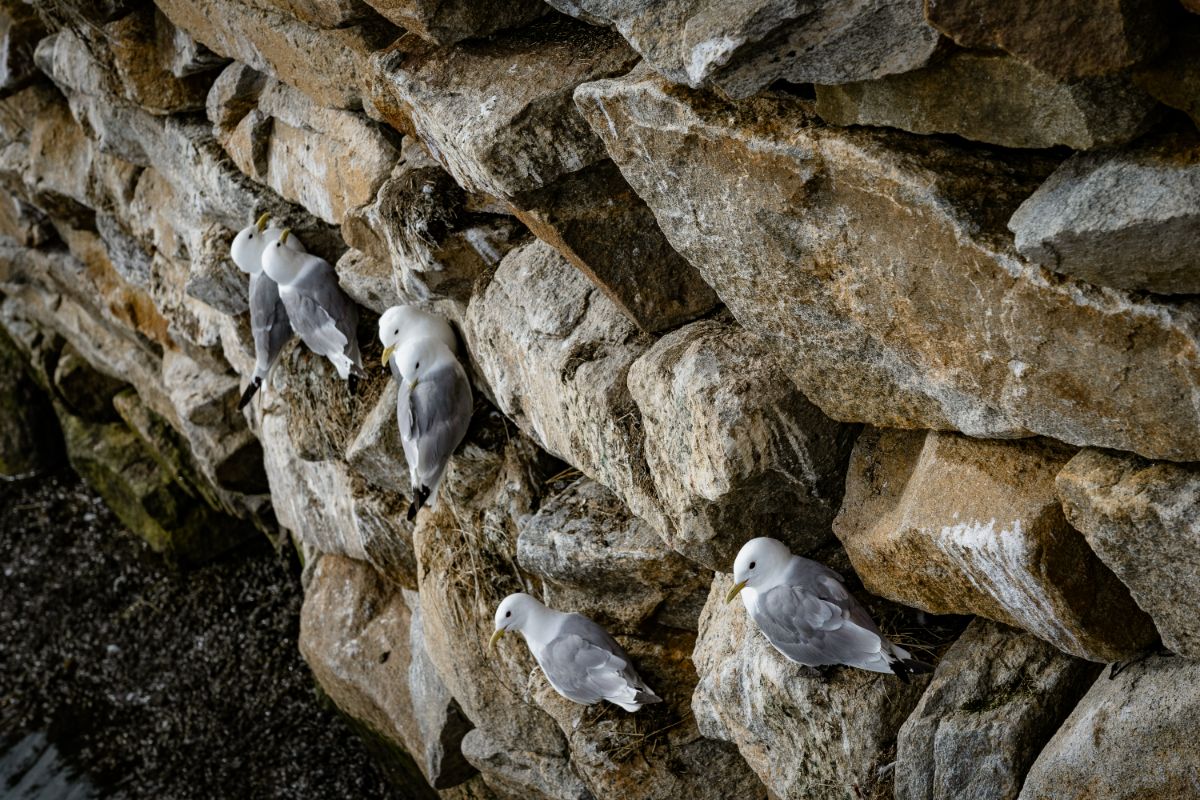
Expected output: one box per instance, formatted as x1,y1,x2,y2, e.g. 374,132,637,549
406,485,431,522
237,378,261,411
893,657,935,682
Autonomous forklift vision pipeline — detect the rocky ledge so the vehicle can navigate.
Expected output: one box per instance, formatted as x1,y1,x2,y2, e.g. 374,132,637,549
2,1,1198,799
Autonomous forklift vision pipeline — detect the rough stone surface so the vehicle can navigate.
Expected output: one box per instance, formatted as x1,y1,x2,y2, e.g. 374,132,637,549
104,7,218,115
1018,656,1200,800
361,0,546,45
693,573,930,800
465,239,668,537
368,16,638,201
925,0,1169,80
1009,128,1200,294
628,318,855,569
1135,19,1200,127
299,554,475,789
0,2,46,93
512,160,718,333
1056,449,1200,659
517,477,710,631
0,326,59,477
577,68,1200,462
896,619,1101,800
155,0,396,109
814,51,1161,150
834,428,1157,662
546,0,939,98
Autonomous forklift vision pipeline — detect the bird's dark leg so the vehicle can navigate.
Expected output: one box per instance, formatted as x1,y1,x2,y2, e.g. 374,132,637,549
237,377,262,411
347,373,359,397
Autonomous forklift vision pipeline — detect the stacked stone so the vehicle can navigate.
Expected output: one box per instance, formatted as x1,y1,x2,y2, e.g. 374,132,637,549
1,0,1198,798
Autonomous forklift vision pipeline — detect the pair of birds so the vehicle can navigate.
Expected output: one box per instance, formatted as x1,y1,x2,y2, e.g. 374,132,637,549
230,215,472,518
491,537,931,712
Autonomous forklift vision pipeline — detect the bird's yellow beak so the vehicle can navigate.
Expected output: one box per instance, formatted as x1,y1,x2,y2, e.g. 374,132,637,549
725,580,748,604
489,629,505,651
255,212,271,232
279,228,292,245
381,344,395,368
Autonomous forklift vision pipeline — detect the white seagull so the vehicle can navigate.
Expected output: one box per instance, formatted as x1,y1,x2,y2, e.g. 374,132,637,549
490,593,662,712
726,537,932,681
230,213,306,409
261,229,364,388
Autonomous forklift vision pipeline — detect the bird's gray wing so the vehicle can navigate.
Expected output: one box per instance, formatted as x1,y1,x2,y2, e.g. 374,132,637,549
249,272,291,379
398,361,472,489
537,614,658,706
754,561,886,667
288,256,360,367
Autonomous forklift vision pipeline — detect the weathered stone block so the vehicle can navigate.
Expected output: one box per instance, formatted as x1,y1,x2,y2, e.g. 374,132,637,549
361,0,546,45
833,428,1157,662
1056,449,1200,659
576,68,1200,462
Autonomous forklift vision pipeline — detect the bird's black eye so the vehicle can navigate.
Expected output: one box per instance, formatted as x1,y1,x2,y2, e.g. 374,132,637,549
248,233,253,239
415,362,420,369
393,329,399,336
749,561,756,570
505,610,511,618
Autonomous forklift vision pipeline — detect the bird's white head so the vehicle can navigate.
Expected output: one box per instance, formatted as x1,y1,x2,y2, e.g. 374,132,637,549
726,536,791,604
261,228,304,286
394,336,454,388
378,305,457,369
230,212,272,274
489,592,544,649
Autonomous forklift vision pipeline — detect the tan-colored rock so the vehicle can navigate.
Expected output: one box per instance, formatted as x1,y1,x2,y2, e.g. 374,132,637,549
924,0,1169,80
517,478,710,631
576,67,1200,462
628,318,854,569
218,76,401,225
834,428,1157,662
896,619,1100,800
1018,656,1200,800
545,0,939,99
1056,450,1200,659
104,8,216,114
155,0,395,109
464,240,669,537
299,554,474,790
814,51,1160,150
246,0,376,28
512,160,718,333
367,16,637,200
692,574,930,800
361,0,546,45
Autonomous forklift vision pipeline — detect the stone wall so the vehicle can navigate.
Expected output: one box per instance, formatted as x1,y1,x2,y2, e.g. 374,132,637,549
2,1,1198,798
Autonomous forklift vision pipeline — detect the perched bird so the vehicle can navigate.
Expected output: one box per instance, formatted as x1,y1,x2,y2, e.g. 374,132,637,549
230,213,306,410
390,334,472,519
378,304,459,374
490,593,662,712
262,229,364,388
726,537,932,681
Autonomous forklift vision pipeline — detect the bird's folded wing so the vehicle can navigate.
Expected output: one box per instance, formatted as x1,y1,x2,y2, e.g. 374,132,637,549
541,621,639,703
398,363,472,477
291,257,358,348
249,273,291,368
758,584,884,662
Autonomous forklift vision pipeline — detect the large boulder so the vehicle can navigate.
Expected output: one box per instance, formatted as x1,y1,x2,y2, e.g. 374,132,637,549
924,0,1169,80
833,428,1157,662
814,51,1160,150
692,574,930,800
575,67,1200,462
1056,450,1200,659
627,318,855,569
545,0,939,98
360,0,546,45
896,619,1101,800
299,554,475,790
1008,128,1200,295
1018,656,1200,800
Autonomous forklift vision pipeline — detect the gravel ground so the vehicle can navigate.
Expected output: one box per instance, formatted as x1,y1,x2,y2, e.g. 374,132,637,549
0,469,400,799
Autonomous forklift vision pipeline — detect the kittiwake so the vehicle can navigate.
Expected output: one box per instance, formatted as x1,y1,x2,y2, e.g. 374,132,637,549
490,593,663,712
726,537,932,681
230,213,306,409
261,229,364,387
390,334,472,520
378,304,459,379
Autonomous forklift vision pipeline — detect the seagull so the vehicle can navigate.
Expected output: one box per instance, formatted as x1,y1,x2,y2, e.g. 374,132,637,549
377,304,459,379
261,229,364,390
388,333,472,520
230,213,306,410
490,593,663,712
726,537,932,681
